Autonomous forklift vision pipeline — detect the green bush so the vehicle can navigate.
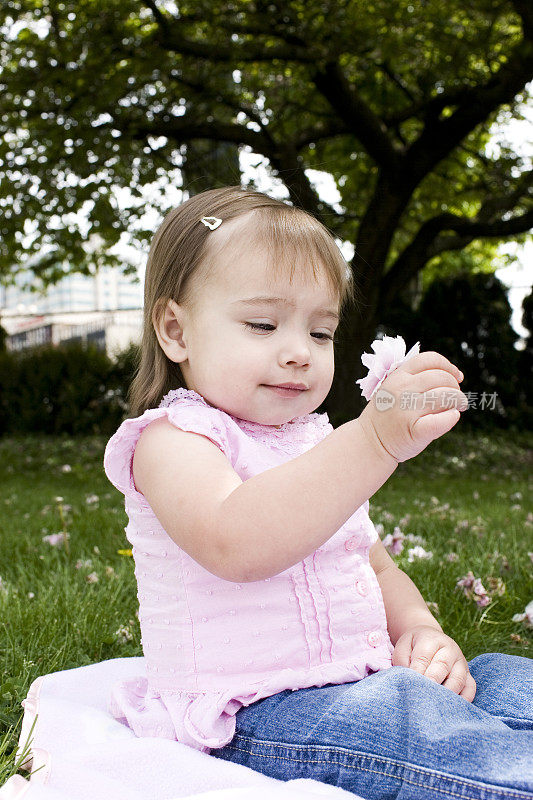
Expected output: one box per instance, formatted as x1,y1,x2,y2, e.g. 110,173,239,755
0,342,138,436
380,273,532,431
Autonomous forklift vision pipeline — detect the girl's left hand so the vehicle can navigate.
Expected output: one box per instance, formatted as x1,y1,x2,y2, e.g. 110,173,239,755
392,625,477,702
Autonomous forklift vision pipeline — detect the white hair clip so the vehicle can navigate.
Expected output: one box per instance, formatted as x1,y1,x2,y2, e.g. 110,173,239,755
200,216,222,230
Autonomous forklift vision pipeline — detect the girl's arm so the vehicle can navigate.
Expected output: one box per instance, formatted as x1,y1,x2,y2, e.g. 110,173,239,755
369,539,443,643
135,352,466,583
370,539,477,701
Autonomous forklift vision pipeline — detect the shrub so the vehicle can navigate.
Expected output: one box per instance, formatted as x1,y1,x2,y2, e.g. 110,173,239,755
0,342,138,436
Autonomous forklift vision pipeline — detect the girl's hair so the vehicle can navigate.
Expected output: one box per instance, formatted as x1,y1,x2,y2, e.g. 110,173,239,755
128,185,358,416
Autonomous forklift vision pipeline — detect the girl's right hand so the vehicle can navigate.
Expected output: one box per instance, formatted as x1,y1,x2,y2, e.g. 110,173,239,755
358,351,467,463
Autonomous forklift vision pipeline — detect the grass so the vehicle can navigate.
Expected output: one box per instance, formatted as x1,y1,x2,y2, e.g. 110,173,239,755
0,428,532,783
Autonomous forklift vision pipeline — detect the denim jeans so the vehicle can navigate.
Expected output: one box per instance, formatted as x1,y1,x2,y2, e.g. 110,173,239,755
211,653,533,799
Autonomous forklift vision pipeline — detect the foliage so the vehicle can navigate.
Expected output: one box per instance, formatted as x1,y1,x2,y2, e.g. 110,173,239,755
0,342,138,435
0,1,531,283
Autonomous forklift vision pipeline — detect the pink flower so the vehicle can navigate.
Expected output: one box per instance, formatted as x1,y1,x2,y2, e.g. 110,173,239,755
456,571,491,608
356,335,420,401
456,571,475,591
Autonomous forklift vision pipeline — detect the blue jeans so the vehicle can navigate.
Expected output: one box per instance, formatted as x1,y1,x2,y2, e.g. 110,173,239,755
211,653,533,799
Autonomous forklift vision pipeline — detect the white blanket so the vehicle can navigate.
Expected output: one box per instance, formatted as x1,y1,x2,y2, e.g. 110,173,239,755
0,657,362,800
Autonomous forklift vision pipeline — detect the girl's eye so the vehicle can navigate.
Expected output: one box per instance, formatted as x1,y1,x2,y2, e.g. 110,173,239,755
244,322,335,342
245,322,275,332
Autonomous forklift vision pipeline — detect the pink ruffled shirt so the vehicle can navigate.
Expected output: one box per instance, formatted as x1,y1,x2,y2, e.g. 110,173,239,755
103,387,393,753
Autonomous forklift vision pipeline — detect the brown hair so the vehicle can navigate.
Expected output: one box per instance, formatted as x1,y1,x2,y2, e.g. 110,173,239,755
128,185,357,416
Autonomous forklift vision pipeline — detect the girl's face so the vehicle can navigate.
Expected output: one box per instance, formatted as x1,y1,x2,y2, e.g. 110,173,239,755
165,229,340,425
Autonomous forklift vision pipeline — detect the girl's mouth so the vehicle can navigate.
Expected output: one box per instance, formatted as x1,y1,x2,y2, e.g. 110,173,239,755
264,385,306,398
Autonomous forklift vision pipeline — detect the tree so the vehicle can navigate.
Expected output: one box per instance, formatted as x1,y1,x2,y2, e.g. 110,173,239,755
1,0,532,419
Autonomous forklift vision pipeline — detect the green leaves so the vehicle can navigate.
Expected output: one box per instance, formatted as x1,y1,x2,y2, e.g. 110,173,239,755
0,0,531,309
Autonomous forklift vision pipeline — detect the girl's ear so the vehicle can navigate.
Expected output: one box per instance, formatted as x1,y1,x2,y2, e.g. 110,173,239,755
153,298,188,363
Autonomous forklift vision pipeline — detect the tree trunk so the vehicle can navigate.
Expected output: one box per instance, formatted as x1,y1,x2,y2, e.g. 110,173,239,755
320,305,379,425
319,175,411,424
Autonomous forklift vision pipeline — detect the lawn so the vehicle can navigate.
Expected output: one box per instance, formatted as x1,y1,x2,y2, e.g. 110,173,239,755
0,428,532,784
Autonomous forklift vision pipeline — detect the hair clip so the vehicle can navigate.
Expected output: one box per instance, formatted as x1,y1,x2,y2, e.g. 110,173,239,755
200,216,222,230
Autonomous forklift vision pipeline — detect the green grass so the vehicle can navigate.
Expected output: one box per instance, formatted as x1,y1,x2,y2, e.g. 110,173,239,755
0,429,532,783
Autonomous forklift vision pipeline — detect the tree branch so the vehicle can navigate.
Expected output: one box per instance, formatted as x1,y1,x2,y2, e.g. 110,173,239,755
267,146,335,226
381,206,533,308
115,115,275,154
213,17,307,48
145,17,319,63
312,61,402,172
171,74,272,139
383,14,532,137
144,0,312,52
294,119,352,149
143,0,171,33
427,207,533,256
377,60,417,105
476,168,533,220
402,36,533,189
114,110,344,229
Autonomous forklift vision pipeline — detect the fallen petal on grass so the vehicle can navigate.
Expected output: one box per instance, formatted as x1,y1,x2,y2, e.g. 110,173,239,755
407,546,433,562
512,601,533,628
114,625,133,644
382,526,405,555
42,532,69,546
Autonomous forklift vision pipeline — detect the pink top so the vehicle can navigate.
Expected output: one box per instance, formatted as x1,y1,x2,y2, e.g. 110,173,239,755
103,387,393,753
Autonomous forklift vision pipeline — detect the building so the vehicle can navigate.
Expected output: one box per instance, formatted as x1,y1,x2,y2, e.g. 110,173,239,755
0,262,144,358
3,308,143,357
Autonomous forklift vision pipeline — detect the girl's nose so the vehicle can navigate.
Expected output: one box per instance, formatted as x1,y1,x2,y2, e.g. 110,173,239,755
278,334,311,367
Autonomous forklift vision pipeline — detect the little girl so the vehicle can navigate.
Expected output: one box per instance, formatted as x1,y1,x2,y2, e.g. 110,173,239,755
104,186,533,800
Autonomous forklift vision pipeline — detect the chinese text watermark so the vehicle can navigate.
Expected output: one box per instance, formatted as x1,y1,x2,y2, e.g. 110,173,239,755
374,389,500,412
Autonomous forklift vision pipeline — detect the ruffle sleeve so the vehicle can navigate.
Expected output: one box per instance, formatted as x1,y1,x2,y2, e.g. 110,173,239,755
103,400,232,502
